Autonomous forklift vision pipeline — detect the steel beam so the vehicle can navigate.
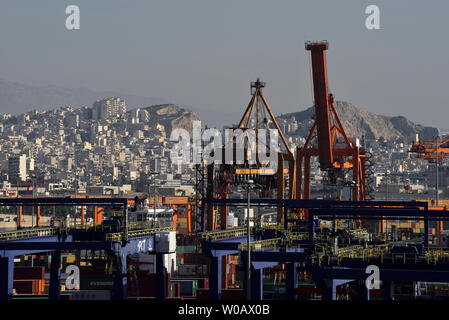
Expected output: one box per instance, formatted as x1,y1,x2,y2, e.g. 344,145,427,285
0,257,13,300
156,252,167,300
49,250,61,300
209,256,222,300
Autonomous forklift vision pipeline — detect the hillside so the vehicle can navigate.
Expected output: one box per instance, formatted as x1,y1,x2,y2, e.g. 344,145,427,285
278,101,438,142
139,104,200,134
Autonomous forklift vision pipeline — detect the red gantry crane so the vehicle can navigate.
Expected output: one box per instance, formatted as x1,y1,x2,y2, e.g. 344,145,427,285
296,41,367,217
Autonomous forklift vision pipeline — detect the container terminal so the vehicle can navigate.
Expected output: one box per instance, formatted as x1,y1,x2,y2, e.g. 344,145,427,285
2,41,449,301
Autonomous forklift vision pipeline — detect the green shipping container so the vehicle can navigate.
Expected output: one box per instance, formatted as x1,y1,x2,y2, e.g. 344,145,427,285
177,245,197,254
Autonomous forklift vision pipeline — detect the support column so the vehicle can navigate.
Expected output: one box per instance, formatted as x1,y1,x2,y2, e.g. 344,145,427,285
357,280,370,301
206,164,215,231
360,155,366,201
250,267,263,300
318,279,336,300
288,159,296,200
277,155,285,223
187,204,192,233
201,202,206,232
304,153,311,220
94,206,98,225
308,212,314,246
209,256,222,300
424,211,429,249
156,252,167,300
37,206,41,227
0,256,14,300
81,206,85,225
283,205,289,232
286,262,298,300
112,245,127,300
352,147,360,202
221,255,228,290
18,206,22,228
49,250,61,300
220,193,228,229
415,281,421,298
382,280,393,300
296,148,303,200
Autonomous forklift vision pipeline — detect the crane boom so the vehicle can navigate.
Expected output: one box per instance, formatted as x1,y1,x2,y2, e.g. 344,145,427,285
306,41,333,170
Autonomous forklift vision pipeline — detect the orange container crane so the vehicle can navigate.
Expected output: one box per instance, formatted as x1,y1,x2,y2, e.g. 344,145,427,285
204,79,296,230
409,134,449,164
296,41,367,218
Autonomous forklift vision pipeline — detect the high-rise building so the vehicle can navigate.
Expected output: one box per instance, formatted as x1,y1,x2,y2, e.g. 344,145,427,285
92,98,126,120
8,154,27,183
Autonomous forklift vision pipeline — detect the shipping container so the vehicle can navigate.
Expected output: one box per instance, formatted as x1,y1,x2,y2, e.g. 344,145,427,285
66,290,111,300
183,253,208,265
177,245,197,254
13,280,41,294
222,289,244,300
14,267,45,280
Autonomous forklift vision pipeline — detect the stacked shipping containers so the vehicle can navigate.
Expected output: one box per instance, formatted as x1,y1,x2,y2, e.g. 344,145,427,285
13,266,45,295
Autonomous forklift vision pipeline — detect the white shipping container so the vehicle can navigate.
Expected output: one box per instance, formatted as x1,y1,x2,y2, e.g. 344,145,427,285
155,231,176,253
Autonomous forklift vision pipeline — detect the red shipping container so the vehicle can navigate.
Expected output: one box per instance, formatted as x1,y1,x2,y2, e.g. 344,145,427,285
170,283,181,297
14,267,44,280
196,288,209,300
183,253,209,265
133,272,171,298
221,289,244,300
202,278,209,289
175,283,181,297
14,280,39,294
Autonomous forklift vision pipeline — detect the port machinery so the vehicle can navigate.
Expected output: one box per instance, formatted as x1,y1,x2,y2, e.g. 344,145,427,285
201,78,296,232
297,41,367,207
196,40,449,300
0,196,174,300
3,41,449,301
409,133,449,164
200,197,449,300
3,196,449,300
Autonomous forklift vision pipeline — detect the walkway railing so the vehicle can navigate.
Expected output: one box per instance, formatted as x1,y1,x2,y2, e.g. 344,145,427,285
0,227,57,241
105,226,174,241
199,227,249,241
240,238,283,251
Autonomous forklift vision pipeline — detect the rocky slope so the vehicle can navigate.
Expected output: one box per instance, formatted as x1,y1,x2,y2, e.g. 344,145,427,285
278,101,438,142
139,104,200,135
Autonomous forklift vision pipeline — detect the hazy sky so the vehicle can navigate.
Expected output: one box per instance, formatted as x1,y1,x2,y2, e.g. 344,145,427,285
1,1,448,128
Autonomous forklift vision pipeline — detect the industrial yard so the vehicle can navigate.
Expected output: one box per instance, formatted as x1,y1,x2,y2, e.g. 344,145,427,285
2,40,449,303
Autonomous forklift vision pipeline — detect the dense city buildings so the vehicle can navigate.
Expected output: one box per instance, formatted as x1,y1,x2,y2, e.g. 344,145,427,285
0,100,197,198
92,98,126,120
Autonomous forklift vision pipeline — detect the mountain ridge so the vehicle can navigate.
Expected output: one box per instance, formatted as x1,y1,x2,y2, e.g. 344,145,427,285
0,79,438,141
277,101,438,142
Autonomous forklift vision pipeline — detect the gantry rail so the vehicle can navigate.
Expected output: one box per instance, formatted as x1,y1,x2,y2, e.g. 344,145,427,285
240,238,284,251
105,226,174,241
0,227,58,241
199,227,249,241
